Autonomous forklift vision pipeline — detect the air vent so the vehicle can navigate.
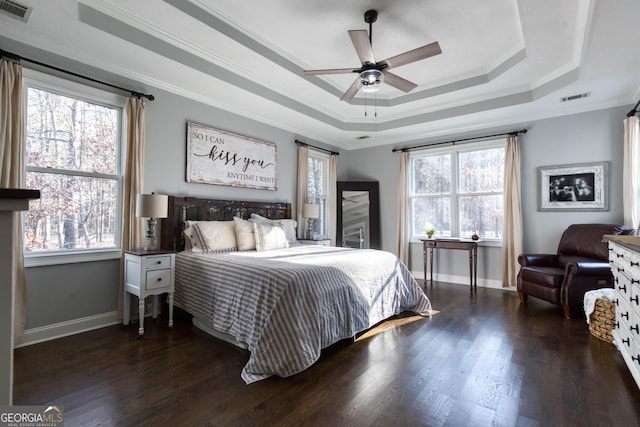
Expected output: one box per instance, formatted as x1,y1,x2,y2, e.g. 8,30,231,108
0,0,32,22
356,135,370,140
561,92,591,102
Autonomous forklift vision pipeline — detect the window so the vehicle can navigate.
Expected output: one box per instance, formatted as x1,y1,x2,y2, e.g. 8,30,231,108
409,139,505,240
307,152,330,239
23,71,124,263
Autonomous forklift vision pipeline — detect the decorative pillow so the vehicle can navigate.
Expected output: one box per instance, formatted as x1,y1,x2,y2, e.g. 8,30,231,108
250,213,269,221
183,226,204,252
253,221,289,252
233,217,256,251
250,213,297,244
191,221,238,252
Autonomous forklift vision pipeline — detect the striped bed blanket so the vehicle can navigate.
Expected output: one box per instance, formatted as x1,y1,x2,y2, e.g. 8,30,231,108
175,245,432,384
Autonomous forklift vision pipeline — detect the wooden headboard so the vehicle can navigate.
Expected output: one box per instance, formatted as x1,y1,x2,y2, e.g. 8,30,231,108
160,195,292,252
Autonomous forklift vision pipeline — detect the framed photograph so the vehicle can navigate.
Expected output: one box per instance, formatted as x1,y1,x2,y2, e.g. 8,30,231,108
186,122,277,190
538,162,608,211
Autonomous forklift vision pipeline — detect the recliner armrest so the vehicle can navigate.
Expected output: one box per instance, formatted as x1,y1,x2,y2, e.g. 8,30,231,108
518,254,558,267
561,261,615,316
565,261,612,275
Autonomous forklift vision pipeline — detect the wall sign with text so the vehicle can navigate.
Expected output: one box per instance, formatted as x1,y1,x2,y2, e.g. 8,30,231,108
186,122,277,190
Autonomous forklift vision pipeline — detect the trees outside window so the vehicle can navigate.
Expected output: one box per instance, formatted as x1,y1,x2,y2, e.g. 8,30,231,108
409,140,505,240
307,153,329,238
23,76,123,256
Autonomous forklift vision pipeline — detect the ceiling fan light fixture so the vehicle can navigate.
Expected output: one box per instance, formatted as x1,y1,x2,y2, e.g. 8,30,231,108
359,69,383,86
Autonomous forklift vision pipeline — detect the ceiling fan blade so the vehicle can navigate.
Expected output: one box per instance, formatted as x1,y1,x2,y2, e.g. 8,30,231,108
383,71,418,93
382,41,441,70
303,68,358,76
340,78,362,101
348,30,375,65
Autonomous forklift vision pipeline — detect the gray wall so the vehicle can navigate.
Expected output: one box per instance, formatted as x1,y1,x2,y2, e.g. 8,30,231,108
143,88,300,201
340,105,630,287
520,107,626,253
23,85,631,329
25,260,120,328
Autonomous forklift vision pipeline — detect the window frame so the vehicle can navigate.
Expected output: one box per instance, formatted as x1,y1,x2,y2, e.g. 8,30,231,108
408,138,506,244
22,69,126,267
307,150,330,238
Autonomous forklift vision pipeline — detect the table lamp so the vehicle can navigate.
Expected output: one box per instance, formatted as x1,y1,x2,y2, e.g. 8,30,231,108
136,193,168,251
303,203,320,240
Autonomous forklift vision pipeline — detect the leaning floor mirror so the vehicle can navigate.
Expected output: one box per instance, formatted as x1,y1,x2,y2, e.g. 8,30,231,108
337,181,381,249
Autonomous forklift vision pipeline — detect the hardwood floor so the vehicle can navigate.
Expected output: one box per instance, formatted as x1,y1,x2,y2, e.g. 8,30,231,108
14,282,640,426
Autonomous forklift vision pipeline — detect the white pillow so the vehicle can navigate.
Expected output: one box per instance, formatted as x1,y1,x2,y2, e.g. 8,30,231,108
253,221,289,251
191,221,238,252
233,217,256,251
250,213,269,221
250,213,297,244
183,226,205,252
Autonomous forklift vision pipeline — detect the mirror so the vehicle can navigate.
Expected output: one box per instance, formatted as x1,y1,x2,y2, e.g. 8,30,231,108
337,181,380,249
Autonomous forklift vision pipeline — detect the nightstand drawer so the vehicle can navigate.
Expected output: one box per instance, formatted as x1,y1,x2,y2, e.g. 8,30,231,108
146,269,171,290
145,255,172,269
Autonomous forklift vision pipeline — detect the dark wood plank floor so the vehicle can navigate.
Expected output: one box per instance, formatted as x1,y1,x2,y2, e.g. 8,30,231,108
14,282,640,426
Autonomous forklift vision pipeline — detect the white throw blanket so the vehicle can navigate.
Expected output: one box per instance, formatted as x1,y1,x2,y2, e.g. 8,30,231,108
583,288,616,324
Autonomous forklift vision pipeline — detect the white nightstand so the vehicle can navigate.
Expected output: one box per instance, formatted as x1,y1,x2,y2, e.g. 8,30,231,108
298,239,331,246
123,250,176,335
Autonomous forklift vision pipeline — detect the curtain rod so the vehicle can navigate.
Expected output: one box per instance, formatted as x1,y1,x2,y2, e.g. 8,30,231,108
391,129,527,152
0,49,155,101
295,139,339,156
627,99,640,117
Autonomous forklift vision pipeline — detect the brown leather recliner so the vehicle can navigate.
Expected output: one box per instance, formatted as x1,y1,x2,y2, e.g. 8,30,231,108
517,223,635,318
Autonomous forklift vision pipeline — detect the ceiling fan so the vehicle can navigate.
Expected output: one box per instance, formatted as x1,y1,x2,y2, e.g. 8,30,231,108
303,9,441,101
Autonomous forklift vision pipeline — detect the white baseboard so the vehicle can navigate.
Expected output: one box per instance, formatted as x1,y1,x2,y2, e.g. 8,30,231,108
411,270,516,292
17,311,121,348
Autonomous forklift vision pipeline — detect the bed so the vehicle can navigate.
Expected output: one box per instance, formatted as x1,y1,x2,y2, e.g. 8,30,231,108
161,196,432,384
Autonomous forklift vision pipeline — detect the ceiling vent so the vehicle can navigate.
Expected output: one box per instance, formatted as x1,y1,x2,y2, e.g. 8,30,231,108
0,0,32,22
561,92,591,102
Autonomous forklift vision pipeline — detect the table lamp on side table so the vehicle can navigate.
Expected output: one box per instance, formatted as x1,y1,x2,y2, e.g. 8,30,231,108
303,203,320,240
136,193,168,251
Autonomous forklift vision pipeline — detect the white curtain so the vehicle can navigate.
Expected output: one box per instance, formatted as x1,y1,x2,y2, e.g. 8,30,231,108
502,135,523,287
328,154,337,245
118,97,146,318
0,57,27,344
624,116,640,229
296,146,309,240
396,151,409,265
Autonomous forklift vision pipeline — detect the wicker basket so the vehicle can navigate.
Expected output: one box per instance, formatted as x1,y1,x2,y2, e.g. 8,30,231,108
589,298,615,343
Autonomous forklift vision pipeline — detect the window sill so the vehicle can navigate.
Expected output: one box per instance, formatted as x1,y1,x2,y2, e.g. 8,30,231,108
24,249,122,267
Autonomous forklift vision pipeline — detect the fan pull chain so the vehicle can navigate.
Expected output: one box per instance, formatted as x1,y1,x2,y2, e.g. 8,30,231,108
374,94,377,118
364,92,368,117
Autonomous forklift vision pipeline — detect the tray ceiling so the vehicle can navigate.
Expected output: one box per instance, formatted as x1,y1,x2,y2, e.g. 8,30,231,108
1,0,639,150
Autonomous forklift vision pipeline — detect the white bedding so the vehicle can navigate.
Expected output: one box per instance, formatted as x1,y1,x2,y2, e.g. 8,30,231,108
174,245,432,383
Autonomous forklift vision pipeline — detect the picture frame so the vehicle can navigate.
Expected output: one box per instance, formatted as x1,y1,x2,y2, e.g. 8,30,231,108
186,122,277,190
538,161,608,211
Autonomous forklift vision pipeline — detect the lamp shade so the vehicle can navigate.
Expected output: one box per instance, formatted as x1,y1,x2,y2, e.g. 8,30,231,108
302,203,320,219
136,193,168,218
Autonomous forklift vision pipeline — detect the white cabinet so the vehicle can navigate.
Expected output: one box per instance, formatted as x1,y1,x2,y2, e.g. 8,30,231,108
609,240,640,388
123,250,175,335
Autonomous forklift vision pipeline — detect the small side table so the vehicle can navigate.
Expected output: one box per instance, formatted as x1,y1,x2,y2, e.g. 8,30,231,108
298,239,331,246
123,249,176,335
421,238,478,288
